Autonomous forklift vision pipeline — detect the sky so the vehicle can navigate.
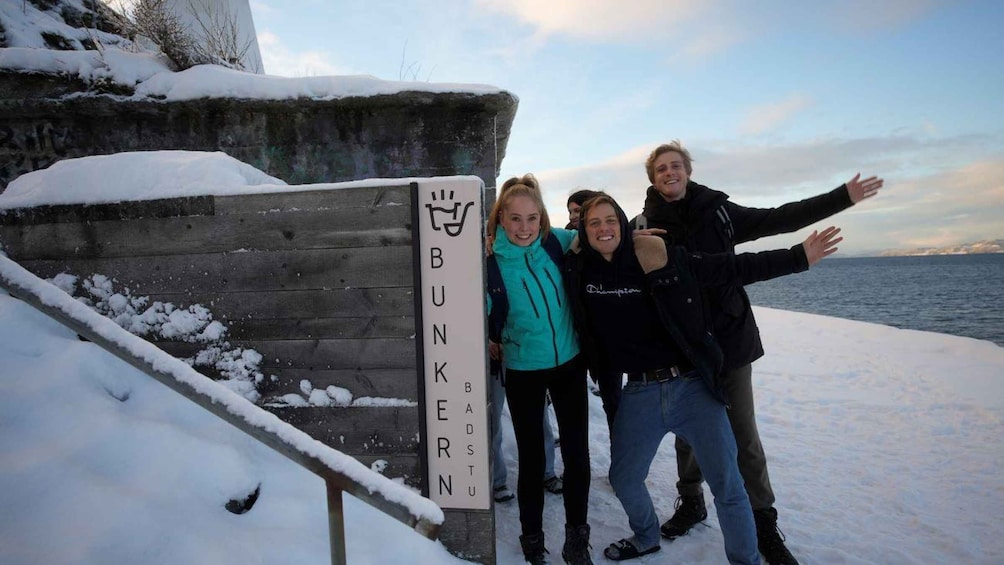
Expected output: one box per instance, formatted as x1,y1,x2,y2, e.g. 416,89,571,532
246,0,1004,255
2,151,1003,564
2,0,1002,254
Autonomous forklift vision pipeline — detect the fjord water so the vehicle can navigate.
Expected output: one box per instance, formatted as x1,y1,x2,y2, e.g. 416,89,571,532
745,254,1003,346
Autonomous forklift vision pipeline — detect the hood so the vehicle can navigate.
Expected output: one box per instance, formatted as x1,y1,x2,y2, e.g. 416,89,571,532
577,197,636,268
642,180,729,219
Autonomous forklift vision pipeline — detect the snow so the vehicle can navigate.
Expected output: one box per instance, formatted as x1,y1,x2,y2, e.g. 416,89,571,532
0,0,136,52
0,2,505,104
131,63,505,101
0,150,1002,563
2,269,1002,564
0,150,484,210
0,46,504,102
0,150,287,209
0,253,443,545
0,46,171,85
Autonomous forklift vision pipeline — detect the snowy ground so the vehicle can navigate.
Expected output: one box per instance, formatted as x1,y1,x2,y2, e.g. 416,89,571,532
492,308,1004,565
1,281,1001,564
2,154,1002,563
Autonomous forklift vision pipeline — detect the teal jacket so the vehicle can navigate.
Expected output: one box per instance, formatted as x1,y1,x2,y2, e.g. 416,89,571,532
489,225,579,371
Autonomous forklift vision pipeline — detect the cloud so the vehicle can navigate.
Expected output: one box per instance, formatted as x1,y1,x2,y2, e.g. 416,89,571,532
679,25,746,59
533,136,1004,255
871,157,1004,249
475,0,708,42
249,1,274,17
256,30,347,77
822,0,948,32
738,94,814,135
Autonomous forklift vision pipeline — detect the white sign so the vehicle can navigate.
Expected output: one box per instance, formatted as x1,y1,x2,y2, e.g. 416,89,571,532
415,177,490,510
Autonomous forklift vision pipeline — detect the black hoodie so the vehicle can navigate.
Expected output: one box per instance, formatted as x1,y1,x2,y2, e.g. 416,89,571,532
568,196,813,403
573,199,688,374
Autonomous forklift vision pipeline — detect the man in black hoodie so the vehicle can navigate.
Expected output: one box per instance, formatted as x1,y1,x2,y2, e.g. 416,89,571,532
566,188,625,431
632,140,883,565
566,193,841,563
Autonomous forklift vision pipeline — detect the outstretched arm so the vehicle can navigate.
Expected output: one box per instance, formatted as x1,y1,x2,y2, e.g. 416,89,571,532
845,173,883,204
682,227,838,288
730,173,882,243
802,226,843,266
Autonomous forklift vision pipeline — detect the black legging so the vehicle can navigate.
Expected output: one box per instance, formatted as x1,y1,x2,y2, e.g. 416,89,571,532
504,355,590,535
593,369,623,432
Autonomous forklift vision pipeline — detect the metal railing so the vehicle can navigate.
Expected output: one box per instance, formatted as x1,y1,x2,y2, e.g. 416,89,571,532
0,255,442,564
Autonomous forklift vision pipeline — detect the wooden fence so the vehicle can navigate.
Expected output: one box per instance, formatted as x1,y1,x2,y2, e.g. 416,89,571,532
0,253,442,565
0,183,426,479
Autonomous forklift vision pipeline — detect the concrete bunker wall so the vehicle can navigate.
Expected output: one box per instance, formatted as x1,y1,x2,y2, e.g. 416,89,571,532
0,74,518,191
0,75,515,563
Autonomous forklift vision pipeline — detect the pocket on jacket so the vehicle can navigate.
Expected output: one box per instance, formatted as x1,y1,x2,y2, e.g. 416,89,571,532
719,287,745,317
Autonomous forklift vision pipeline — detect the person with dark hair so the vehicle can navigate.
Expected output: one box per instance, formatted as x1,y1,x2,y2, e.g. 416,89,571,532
566,192,841,563
634,140,883,564
566,189,600,230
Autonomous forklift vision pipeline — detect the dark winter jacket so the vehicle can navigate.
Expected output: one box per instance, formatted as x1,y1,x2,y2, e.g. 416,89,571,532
631,181,851,370
568,198,810,401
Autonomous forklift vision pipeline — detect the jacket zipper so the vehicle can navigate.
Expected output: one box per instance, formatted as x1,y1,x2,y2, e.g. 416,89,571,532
544,270,562,307
521,279,540,318
524,254,560,366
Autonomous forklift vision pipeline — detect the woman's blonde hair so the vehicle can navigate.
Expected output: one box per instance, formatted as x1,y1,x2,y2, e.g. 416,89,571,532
488,173,553,242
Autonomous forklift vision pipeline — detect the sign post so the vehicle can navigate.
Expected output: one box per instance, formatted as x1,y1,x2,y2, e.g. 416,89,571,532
412,177,494,561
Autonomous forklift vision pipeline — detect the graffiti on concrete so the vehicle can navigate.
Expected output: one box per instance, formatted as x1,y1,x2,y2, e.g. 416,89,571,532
0,122,73,190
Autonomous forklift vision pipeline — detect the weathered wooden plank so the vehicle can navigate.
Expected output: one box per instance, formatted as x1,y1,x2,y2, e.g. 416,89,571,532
0,196,215,226
141,316,413,343
215,185,412,215
225,316,415,340
17,246,414,293
439,510,495,565
353,454,422,489
149,288,414,320
267,368,418,400
0,206,412,260
266,406,420,456
158,337,417,370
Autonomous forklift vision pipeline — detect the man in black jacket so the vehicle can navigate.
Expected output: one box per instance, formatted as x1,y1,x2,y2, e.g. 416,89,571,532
631,140,883,565
566,193,841,563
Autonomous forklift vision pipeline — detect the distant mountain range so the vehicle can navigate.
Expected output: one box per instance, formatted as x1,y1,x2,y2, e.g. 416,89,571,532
878,239,1004,256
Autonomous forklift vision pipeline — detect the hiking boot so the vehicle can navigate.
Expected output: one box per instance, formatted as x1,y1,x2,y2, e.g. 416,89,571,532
659,493,707,540
519,531,549,565
754,507,799,565
543,475,564,494
561,523,593,565
493,485,515,503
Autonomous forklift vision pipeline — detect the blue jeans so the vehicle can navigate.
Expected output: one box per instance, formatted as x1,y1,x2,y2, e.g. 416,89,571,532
609,373,760,565
491,366,557,489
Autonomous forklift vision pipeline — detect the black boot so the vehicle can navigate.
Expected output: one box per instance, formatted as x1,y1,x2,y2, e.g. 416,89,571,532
561,523,593,565
519,531,549,565
754,507,799,565
660,493,708,539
